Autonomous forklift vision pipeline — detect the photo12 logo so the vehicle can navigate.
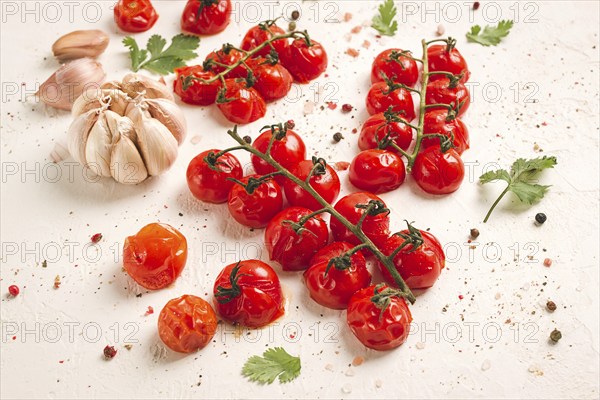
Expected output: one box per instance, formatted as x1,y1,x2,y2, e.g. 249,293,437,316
1,1,104,24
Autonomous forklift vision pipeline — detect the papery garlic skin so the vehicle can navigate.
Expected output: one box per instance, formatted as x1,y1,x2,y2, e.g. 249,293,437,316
111,134,149,185
68,109,99,164
52,30,109,63
144,98,187,145
134,113,179,176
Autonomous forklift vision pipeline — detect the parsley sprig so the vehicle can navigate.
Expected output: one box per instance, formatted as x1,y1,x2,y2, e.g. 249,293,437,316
242,347,301,384
372,0,398,36
466,20,514,46
123,34,200,75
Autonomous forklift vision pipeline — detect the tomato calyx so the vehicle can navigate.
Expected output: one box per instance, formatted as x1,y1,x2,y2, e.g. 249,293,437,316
195,0,220,21
381,72,420,96
324,243,370,276
371,283,410,321
355,200,390,219
421,132,456,153
258,18,280,31
307,156,328,178
260,122,291,140
281,208,327,237
387,221,425,259
228,172,281,194
387,49,414,70
215,262,249,304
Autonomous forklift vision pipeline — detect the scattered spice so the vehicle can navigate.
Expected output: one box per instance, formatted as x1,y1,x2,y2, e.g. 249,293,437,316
8,285,19,297
458,294,464,300
145,306,154,316
334,161,350,171
91,233,103,243
291,10,300,20
345,48,359,58
470,228,480,239
327,102,337,110
362,40,371,49
436,24,445,36
549,329,562,343
243,135,252,144
54,275,61,289
288,22,296,31
352,356,364,366
351,26,362,34
42,260,48,268
341,104,353,113
333,132,344,143
543,258,552,267
124,344,133,351
285,120,295,129
103,345,117,359
546,300,557,312
473,1,480,10
535,213,547,224
343,13,352,22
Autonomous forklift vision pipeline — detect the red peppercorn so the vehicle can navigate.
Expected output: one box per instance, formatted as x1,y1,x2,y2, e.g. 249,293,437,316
473,1,480,10
91,233,103,243
285,120,295,129
8,285,19,297
103,345,117,359
342,104,353,112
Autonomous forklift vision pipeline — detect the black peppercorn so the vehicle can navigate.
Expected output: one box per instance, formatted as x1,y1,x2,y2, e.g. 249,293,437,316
243,136,252,144
535,213,547,224
291,10,300,20
333,132,344,142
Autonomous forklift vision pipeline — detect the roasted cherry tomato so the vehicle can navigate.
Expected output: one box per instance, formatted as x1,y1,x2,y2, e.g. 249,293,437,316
173,65,221,106
366,82,416,121
204,48,249,78
158,295,217,353
217,79,266,124
265,207,329,271
349,149,406,194
304,242,371,309
346,284,412,351
330,192,390,250
213,260,284,328
358,112,414,153
412,146,465,195
421,110,469,154
378,230,445,289
123,223,187,290
283,159,341,211
247,58,293,102
280,38,328,83
427,43,470,83
240,23,289,57
187,149,243,203
425,77,470,117
227,175,283,228
181,0,231,36
251,127,306,179
371,48,419,87
114,0,158,33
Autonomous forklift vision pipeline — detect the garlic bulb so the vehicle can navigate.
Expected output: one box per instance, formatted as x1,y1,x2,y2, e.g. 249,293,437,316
65,74,186,185
52,30,109,63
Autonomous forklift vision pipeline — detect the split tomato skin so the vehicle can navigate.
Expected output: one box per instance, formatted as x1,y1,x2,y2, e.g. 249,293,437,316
346,285,412,351
358,112,414,153
281,39,328,83
349,149,406,194
247,58,293,102
412,146,465,195
227,175,284,228
251,129,306,178
366,82,416,121
240,23,289,57
173,66,221,106
213,260,284,328
425,78,470,117
304,242,372,309
265,207,329,271
187,149,243,204
283,160,341,211
114,0,158,33
123,223,187,290
158,295,217,353
421,110,470,154
427,44,470,83
371,48,419,87
181,0,231,36
217,79,266,124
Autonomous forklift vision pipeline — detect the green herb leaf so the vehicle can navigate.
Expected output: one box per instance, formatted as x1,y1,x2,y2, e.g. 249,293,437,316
480,156,557,222
466,20,514,46
372,0,398,36
123,34,200,75
242,347,301,384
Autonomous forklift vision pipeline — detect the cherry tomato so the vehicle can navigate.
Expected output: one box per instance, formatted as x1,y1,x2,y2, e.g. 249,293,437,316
204,48,249,78
366,82,416,121
265,207,329,271
427,44,470,83
114,0,158,33
227,175,283,228
123,223,187,290
412,146,465,194
304,242,371,309
346,284,412,351
240,23,289,57
173,66,221,106
349,149,406,194
371,48,419,87
330,192,390,249
251,127,306,180
283,159,341,211
187,149,243,203
158,295,217,353
421,110,469,154
247,58,293,102
181,0,231,36
425,77,470,117
358,112,413,153
217,79,266,124
280,38,328,83
213,260,284,328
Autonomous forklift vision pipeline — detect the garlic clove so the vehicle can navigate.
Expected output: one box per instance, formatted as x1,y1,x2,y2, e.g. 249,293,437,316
85,111,117,177
110,133,148,185
144,98,187,145
135,114,178,176
52,30,109,63
72,88,131,117
121,73,175,102
67,109,99,164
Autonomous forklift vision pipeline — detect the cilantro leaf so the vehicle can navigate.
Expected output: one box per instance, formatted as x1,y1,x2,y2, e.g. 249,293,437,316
466,20,514,46
242,347,301,384
480,156,557,222
123,34,200,75
372,0,398,36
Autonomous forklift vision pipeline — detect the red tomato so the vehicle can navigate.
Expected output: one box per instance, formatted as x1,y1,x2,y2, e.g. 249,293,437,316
213,260,284,328
281,38,328,83
158,295,217,353
304,242,371,309
114,0,158,33
378,231,445,289
349,149,406,194
330,192,390,249
247,58,293,102
240,23,289,57
412,146,465,194
358,112,414,153
173,65,221,106
227,175,283,228
251,127,306,179
123,223,187,290
265,207,329,271
421,110,470,154
346,284,412,351
181,0,231,36
427,44,470,83
187,149,243,203
371,48,419,87
204,48,249,78
283,159,341,211
366,82,416,121
425,77,470,117
217,79,266,124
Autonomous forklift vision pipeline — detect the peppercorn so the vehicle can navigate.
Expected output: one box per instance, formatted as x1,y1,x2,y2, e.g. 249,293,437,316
288,21,297,31
546,300,557,312
333,132,344,143
8,285,19,297
291,10,300,20
341,104,353,113
104,345,117,359
549,329,562,343
473,1,480,10
91,233,103,243
243,135,252,144
285,120,295,129
535,213,547,224
470,228,480,239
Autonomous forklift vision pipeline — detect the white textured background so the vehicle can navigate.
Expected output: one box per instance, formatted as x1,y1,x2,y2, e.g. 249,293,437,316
1,1,599,399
